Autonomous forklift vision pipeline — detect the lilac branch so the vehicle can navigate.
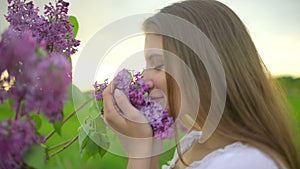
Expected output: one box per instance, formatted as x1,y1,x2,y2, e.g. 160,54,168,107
47,138,72,151
45,97,93,141
14,99,22,120
49,135,78,158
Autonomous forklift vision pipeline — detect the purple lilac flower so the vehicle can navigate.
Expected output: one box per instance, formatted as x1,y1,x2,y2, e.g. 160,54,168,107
5,0,80,57
0,28,41,110
0,118,42,169
0,29,42,77
92,79,108,101
140,100,174,139
116,69,174,139
25,52,72,122
92,69,174,139
5,0,43,34
0,28,71,122
113,69,132,95
128,72,150,108
92,79,108,112
42,0,80,56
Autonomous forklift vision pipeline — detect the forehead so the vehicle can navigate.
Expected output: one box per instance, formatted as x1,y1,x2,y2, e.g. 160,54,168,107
144,34,163,50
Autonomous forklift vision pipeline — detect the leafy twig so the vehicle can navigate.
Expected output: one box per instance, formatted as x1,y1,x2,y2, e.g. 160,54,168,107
49,135,78,158
45,97,93,141
47,138,73,151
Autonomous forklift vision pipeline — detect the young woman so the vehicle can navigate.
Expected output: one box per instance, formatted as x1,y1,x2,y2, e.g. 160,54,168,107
102,0,300,168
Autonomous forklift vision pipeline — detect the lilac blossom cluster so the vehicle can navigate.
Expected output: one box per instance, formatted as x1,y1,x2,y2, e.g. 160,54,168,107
5,0,80,56
92,79,108,101
0,118,42,169
1,0,76,121
92,79,108,112
0,28,71,122
93,69,174,140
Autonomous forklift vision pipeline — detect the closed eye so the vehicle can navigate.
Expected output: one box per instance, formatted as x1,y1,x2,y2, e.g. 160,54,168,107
154,64,164,71
145,51,164,70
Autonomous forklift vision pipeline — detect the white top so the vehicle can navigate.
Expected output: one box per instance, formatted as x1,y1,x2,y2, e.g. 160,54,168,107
162,131,279,169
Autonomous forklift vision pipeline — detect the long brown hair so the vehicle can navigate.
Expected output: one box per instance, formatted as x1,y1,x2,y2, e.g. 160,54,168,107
143,0,300,168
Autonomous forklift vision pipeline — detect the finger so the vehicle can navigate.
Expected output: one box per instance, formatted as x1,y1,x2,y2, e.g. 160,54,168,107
152,138,164,155
102,84,126,125
102,82,113,96
114,89,148,124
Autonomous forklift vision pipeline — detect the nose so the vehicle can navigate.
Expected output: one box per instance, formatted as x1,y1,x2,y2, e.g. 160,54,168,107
143,68,154,89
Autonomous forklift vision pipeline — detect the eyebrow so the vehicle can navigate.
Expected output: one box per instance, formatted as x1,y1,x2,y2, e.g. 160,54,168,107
146,51,164,60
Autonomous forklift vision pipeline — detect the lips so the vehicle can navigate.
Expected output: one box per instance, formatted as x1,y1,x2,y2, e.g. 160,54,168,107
149,90,164,101
151,96,164,100
150,94,164,100
149,90,166,107
150,95,164,103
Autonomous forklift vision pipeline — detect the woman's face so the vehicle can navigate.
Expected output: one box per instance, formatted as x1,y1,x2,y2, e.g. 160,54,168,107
144,34,168,107
143,34,200,131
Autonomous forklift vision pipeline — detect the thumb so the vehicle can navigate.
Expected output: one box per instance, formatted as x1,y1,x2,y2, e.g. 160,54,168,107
114,89,148,123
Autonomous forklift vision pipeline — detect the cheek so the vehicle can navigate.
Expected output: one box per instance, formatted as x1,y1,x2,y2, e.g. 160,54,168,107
152,73,168,106
155,73,167,93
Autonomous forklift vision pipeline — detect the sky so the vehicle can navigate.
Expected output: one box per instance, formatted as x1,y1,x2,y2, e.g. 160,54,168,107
0,0,299,91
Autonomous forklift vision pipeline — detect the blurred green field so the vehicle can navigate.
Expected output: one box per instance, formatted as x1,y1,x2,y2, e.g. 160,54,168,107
0,76,299,169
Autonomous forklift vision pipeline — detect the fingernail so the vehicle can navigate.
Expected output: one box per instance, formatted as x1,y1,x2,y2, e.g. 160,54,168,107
114,89,122,97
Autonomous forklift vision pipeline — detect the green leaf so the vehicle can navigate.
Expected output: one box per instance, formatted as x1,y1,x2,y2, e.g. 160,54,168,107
96,99,104,112
68,56,72,64
94,117,107,133
78,124,89,149
90,131,109,152
78,117,110,161
7,98,14,106
30,114,42,131
80,138,103,162
68,16,79,37
98,146,107,157
0,99,15,120
23,144,46,169
80,148,92,163
63,100,75,114
140,68,145,74
87,100,101,119
67,83,73,100
53,120,63,135
85,139,99,156
35,47,47,57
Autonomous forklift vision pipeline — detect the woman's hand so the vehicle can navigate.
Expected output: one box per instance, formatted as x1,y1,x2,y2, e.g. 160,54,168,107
102,83,154,158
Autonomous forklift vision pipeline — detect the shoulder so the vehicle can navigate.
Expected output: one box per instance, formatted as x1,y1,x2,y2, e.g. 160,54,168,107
188,142,279,169
208,143,278,169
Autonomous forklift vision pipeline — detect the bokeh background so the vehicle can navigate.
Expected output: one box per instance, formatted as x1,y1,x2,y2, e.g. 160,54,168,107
0,0,299,168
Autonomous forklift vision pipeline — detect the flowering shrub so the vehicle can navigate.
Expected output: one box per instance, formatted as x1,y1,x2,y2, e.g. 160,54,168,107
0,0,81,168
